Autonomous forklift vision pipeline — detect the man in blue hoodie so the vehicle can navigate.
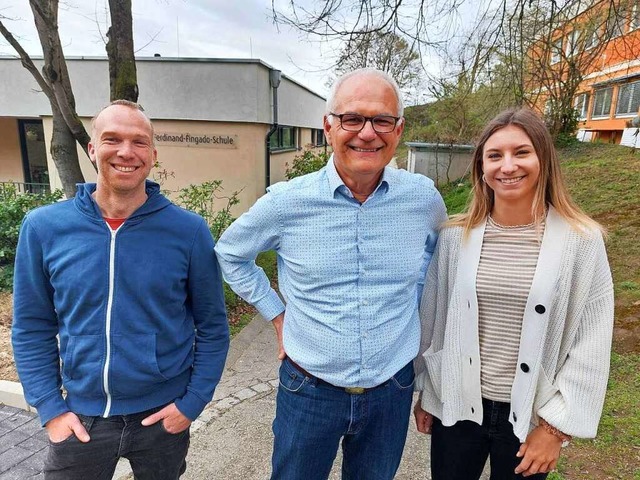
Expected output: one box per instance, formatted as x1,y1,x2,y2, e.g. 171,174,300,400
12,100,230,480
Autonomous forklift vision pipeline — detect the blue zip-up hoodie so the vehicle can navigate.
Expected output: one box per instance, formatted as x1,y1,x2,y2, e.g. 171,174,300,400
12,181,229,426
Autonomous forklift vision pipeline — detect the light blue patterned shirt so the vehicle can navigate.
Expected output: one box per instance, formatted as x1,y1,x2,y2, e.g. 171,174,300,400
215,157,447,387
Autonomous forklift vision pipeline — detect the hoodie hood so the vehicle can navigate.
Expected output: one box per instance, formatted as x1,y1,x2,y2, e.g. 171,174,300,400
74,180,171,223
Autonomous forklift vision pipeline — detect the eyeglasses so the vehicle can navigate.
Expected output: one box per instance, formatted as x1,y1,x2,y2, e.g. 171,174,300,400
329,112,401,133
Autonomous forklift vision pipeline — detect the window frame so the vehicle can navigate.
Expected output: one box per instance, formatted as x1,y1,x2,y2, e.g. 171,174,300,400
631,3,640,31
584,25,600,49
591,87,614,119
565,30,580,57
574,92,590,120
605,7,625,38
269,125,298,152
311,128,326,147
550,37,563,64
615,80,640,117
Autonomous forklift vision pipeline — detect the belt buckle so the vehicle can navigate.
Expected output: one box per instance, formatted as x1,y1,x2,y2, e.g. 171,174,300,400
345,387,366,395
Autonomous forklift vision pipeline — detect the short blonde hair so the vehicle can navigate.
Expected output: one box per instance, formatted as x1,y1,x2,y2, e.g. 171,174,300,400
90,100,155,144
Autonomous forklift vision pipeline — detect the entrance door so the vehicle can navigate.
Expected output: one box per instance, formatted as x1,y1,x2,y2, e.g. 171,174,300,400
18,119,49,193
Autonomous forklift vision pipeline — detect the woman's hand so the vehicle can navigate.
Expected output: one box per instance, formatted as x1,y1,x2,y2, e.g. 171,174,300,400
515,425,563,476
413,402,434,434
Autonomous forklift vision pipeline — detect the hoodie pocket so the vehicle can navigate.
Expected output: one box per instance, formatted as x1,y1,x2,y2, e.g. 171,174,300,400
109,334,168,399
422,349,444,399
62,335,105,398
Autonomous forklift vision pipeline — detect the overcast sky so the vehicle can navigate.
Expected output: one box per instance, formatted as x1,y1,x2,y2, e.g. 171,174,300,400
0,0,339,96
0,0,495,105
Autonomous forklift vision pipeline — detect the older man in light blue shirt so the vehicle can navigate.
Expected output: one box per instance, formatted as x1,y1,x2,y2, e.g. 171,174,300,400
215,68,447,480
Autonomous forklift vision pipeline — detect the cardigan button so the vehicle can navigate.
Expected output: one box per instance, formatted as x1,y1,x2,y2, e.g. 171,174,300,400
471,407,475,414
513,412,517,422
535,304,546,314
520,363,530,373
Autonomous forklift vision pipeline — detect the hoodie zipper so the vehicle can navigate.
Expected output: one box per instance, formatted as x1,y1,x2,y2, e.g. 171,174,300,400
102,225,121,417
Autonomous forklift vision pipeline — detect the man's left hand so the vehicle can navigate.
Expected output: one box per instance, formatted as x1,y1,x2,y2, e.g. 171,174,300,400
141,403,192,434
514,425,562,476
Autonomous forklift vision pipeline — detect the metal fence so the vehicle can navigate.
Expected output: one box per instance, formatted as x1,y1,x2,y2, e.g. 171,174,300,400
0,181,51,195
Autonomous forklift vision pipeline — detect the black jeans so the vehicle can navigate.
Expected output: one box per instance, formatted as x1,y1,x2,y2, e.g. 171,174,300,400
431,398,548,480
44,405,190,480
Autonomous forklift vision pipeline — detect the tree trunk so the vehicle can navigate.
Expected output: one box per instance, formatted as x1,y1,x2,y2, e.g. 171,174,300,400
50,103,84,198
107,0,138,102
29,0,93,164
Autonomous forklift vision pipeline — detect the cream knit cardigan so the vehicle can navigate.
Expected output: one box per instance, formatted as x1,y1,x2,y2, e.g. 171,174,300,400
415,207,614,442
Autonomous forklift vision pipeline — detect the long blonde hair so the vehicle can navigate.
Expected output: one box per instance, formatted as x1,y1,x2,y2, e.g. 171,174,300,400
449,108,603,236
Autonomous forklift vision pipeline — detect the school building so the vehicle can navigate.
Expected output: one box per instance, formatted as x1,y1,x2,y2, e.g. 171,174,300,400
0,56,327,211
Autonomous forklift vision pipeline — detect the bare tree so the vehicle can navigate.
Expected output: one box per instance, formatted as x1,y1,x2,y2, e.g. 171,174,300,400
1,0,140,197
0,2,86,198
271,0,463,48
274,0,635,140
334,32,422,91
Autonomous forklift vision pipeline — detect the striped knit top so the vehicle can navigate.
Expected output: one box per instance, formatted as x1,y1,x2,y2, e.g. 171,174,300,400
477,217,544,402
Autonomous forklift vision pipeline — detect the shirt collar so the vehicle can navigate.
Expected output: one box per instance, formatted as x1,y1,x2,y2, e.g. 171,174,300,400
326,155,392,198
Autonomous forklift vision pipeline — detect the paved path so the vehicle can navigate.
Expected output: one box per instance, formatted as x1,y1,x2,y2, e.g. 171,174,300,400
0,406,46,479
0,316,489,479
183,317,436,479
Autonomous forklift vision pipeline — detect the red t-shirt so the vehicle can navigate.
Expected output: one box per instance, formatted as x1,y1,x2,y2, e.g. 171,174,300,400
104,217,126,230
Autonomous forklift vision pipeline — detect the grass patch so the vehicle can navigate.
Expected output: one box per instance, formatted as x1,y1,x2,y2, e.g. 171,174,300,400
229,312,254,337
618,281,639,291
438,177,472,215
548,472,566,480
558,352,640,479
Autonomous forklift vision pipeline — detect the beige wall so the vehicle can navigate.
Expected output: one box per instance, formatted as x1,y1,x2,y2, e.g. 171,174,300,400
152,120,269,214
46,118,270,215
43,119,330,215
0,118,25,183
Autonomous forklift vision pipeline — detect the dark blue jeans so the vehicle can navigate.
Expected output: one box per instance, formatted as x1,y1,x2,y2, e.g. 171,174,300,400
271,358,415,480
431,398,548,480
44,405,190,480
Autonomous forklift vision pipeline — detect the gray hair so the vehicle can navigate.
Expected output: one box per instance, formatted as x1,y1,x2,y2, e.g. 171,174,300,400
326,68,404,117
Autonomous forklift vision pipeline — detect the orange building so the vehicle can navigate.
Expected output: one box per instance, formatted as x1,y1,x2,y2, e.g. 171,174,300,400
531,0,640,144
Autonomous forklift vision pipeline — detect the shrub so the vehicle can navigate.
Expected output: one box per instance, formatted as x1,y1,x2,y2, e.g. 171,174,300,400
0,184,63,291
177,180,241,241
285,149,329,179
555,131,579,148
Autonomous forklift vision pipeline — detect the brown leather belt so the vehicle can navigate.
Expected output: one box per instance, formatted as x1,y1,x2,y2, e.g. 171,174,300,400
287,357,383,395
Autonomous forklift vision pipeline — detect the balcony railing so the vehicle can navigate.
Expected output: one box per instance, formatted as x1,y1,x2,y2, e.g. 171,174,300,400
0,181,51,195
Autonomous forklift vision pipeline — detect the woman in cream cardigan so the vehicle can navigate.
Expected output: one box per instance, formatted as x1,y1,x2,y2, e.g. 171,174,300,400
413,108,614,479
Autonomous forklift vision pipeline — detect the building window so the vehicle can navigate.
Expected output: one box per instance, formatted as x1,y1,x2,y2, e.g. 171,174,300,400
565,30,579,57
592,87,613,118
269,126,297,151
574,93,590,119
631,3,640,31
584,25,599,49
550,37,563,64
615,80,640,116
605,7,625,38
311,128,325,146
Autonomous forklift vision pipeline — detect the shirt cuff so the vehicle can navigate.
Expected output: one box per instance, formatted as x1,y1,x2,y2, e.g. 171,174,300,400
255,292,286,322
